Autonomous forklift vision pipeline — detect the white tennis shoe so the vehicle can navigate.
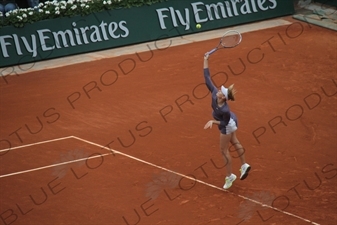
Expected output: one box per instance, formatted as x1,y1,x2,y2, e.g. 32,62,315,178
240,163,251,180
223,174,237,189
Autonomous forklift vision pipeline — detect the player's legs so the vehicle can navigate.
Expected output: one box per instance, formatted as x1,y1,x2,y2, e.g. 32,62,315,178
230,131,246,165
220,132,237,189
220,132,232,176
230,132,251,180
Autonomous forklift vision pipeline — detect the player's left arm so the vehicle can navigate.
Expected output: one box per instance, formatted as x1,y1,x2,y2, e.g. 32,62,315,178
203,55,217,92
204,119,220,129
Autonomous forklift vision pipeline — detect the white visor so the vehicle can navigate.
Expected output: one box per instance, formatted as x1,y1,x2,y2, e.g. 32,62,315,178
221,86,228,99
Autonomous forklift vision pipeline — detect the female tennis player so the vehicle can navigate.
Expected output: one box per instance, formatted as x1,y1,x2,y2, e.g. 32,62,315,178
203,53,251,189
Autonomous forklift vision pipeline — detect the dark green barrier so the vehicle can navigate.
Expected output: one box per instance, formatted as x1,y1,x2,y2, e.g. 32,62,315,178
314,0,337,7
0,0,294,68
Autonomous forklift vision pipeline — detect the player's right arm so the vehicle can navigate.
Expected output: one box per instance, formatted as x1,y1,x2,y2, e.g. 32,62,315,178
203,54,216,92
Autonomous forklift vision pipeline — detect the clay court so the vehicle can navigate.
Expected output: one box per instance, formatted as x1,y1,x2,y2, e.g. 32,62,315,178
0,13,336,225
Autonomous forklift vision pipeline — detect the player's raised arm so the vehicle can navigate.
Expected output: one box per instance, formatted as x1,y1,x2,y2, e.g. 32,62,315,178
204,54,209,69
203,54,216,92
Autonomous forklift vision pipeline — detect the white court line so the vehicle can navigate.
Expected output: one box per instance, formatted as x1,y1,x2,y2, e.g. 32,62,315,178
0,153,112,178
0,136,74,153
0,135,320,225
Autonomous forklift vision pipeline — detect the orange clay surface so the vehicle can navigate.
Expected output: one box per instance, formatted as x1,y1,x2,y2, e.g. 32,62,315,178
0,17,336,225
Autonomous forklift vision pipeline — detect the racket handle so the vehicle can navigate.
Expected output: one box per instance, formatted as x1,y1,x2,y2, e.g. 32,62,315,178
207,48,217,55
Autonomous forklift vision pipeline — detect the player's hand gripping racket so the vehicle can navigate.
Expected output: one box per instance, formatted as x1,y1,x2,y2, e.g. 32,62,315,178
205,30,242,56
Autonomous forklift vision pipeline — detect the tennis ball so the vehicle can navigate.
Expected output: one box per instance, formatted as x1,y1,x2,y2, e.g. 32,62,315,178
196,24,201,29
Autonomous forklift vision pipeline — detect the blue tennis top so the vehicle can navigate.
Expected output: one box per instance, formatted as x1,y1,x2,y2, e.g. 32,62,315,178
203,68,233,128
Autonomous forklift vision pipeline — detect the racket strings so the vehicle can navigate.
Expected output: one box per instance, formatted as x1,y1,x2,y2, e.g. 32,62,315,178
221,32,241,48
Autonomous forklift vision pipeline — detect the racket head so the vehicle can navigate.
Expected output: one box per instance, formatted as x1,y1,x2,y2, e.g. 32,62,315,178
220,30,242,48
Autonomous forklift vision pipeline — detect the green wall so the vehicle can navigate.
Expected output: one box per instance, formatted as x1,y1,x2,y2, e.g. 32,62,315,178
314,0,337,7
0,0,295,68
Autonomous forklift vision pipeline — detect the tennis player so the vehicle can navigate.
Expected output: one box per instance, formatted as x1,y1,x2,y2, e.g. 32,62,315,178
203,53,251,189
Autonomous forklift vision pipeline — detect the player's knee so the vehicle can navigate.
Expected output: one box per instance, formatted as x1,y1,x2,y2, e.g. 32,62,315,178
230,138,239,145
220,148,229,156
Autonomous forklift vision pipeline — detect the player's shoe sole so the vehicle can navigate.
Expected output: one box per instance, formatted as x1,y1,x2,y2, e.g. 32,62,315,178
240,165,251,180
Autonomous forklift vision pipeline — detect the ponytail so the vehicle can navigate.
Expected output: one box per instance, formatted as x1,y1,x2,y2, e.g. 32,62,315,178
227,84,237,101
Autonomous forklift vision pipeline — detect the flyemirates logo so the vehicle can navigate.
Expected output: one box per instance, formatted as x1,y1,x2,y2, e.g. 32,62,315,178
0,20,129,58
156,0,278,30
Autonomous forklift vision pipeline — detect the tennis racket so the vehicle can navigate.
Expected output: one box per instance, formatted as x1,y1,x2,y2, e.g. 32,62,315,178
205,30,242,55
